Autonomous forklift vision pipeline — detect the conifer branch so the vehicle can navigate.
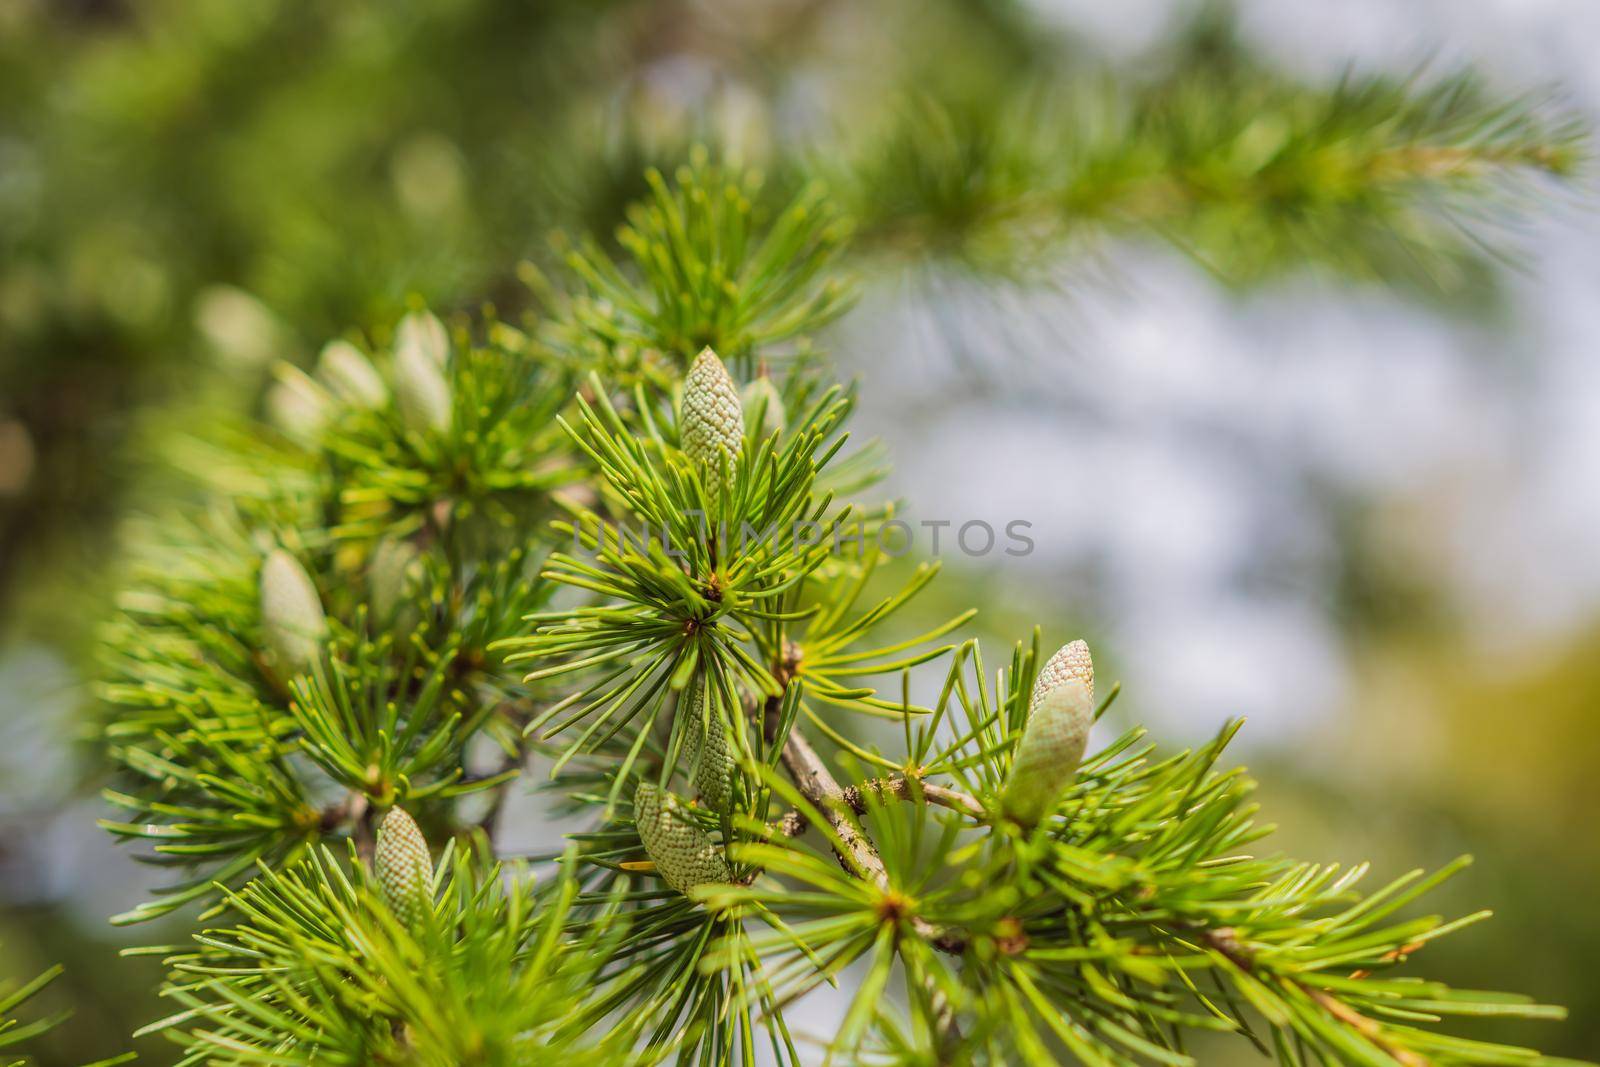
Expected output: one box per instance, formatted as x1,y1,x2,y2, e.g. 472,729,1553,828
778,726,971,954
80,153,1586,1067
839,775,986,822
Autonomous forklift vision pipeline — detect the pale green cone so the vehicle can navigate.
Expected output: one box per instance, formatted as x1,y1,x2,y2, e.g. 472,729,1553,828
683,681,733,813
374,807,433,927
396,309,450,368
259,549,328,677
394,330,452,434
1001,678,1093,826
681,347,743,496
265,367,330,444
1030,639,1094,715
368,536,422,626
633,782,731,895
740,376,786,440
315,339,389,409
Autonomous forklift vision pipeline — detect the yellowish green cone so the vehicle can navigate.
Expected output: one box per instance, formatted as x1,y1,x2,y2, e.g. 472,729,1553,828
368,536,422,626
1001,679,1093,826
265,367,330,444
394,331,452,435
315,339,389,409
396,309,450,368
634,782,731,896
681,347,743,496
683,681,733,813
374,806,433,927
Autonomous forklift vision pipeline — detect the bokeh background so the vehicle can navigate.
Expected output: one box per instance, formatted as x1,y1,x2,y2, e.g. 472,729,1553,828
1,1,1597,1063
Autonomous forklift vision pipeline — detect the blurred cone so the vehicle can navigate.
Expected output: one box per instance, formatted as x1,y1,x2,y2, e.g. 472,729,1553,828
260,549,328,677
394,329,452,434
315,339,388,409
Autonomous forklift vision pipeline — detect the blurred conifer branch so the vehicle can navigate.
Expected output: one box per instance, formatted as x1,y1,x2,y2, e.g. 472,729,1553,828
834,53,1583,293
0,0,1586,631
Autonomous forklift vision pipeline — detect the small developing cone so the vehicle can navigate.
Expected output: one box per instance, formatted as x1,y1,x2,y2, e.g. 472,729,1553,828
315,339,389,409
259,549,328,678
394,325,452,435
265,367,330,444
367,536,422,626
683,681,733,813
681,347,744,497
740,376,786,440
1030,639,1094,714
1001,679,1093,826
395,309,450,368
375,806,434,927
633,782,731,896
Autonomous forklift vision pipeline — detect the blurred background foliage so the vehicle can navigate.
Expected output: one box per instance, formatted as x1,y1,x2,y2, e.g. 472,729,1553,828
1,0,1596,1063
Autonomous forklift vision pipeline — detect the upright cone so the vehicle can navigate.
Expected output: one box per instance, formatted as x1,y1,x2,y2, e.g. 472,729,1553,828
395,309,450,368
1002,640,1097,826
683,681,733,813
315,339,389,409
681,347,744,496
259,549,328,678
368,536,422,626
1031,639,1094,714
394,332,452,435
375,806,433,927
265,368,330,445
634,782,731,895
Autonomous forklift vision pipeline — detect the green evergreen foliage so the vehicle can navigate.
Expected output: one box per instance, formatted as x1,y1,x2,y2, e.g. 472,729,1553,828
0,953,129,1067
72,158,1590,1066
1,958,63,1067
6,1,1581,638
138,841,629,1065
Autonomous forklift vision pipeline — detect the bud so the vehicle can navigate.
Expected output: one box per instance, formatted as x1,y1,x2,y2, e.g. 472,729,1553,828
1001,679,1093,826
368,536,422,626
681,347,743,494
315,339,389,409
633,782,731,896
396,309,450,368
265,367,330,444
1031,639,1094,715
375,806,433,927
740,376,786,439
259,549,328,677
683,681,733,813
394,330,452,435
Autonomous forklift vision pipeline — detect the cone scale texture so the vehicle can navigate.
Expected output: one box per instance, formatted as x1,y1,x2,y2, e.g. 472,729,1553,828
634,782,731,895
1030,639,1094,714
683,682,733,813
375,807,433,927
682,347,744,494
